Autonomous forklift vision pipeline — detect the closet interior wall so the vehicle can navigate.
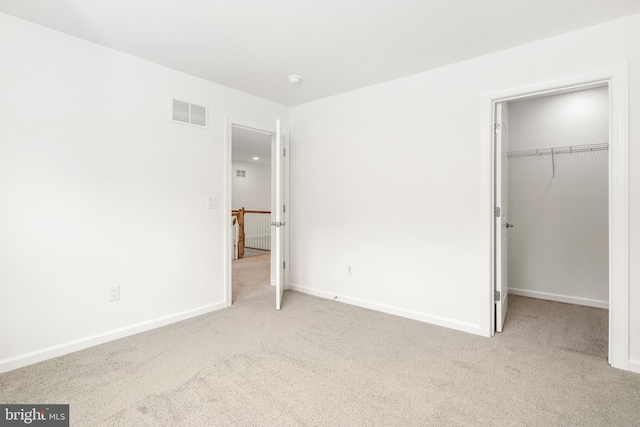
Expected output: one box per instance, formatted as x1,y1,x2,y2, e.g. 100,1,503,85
507,86,609,308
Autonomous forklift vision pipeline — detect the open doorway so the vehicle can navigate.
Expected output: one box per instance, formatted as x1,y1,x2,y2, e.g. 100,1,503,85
505,87,609,309
224,116,286,310
231,125,273,303
496,86,610,358
480,63,630,370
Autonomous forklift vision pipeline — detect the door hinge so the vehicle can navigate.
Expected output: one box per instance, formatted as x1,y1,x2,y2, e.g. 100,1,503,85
494,207,500,217
283,204,286,213
283,261,286,269
283,148,286,157
494,123,501,134
494,290,501,302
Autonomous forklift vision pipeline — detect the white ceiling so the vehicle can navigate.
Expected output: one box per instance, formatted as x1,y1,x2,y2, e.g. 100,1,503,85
1,0,639,106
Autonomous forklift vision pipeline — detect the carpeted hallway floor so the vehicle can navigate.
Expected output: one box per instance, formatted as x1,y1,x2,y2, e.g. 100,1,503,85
232,253,272,303
1,258,638,426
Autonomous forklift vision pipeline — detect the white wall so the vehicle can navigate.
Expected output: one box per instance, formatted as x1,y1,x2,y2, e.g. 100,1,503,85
289,14,640,369
232,160,271,211
3,10,640,374
0,13,288,372
507,88,609,307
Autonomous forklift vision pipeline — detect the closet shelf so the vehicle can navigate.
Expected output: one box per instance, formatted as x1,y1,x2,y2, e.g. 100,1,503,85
507,143,608,158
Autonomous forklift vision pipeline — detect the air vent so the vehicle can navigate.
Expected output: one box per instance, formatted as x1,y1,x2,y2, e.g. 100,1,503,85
236,170,246,177
171,99,208,128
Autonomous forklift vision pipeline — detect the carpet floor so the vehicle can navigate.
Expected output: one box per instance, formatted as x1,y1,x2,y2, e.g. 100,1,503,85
1,256,638,426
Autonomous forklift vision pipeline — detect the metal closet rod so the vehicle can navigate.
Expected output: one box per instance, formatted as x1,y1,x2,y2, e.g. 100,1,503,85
507,142,609,158
507,142,608,179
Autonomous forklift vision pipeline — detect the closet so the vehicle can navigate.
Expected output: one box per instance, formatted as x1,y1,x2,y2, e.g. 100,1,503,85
506,86,609,308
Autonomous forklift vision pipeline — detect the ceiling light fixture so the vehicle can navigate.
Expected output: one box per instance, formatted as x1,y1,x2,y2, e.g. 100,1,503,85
288,75,302,84
252,157,259,160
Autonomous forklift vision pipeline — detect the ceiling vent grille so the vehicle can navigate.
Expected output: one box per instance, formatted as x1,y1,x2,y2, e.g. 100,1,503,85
236,170,246,177
171,99,208,128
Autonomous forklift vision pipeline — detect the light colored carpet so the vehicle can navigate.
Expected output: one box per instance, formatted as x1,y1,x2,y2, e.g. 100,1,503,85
242,248,270,258
1,260,638,426
232,253,272,303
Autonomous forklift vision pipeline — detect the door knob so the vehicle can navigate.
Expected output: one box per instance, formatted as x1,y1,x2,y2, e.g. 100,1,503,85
506,223,514,228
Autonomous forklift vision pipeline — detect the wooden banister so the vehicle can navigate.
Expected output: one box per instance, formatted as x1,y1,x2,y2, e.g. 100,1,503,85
232,208,271,259
237,208,245,259
233,209,271,214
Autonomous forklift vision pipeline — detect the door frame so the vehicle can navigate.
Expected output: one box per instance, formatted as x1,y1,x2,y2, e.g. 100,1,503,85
223,115,287,307
478,63,629,370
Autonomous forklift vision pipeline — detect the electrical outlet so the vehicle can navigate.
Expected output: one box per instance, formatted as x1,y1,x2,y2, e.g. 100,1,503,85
347,265,353,275
108,285,120,302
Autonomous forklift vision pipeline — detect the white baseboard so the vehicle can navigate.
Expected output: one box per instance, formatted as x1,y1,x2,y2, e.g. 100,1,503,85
508,288,608,309
629,359,640,374
288,283,481,335
0,301,227,374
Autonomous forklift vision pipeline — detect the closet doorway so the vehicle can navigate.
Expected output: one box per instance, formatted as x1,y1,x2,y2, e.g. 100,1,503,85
505,86,609,310
496,86,609,356
481,63,630,370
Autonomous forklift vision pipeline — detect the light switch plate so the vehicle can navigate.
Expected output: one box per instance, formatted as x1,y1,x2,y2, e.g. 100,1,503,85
207,197,219,209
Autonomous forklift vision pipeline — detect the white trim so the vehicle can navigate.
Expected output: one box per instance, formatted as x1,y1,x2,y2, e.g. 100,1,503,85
289,283,481,335
0,302,226,374
629,360,640,374
479,85,496,337
509,288,608,309
607,64,630,371
479,63,630,370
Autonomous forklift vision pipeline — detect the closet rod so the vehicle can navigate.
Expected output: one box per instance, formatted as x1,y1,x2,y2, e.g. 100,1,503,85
507,142,608,158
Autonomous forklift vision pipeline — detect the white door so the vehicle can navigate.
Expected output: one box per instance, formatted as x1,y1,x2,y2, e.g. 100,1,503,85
495,102,510,332
273,119,285,310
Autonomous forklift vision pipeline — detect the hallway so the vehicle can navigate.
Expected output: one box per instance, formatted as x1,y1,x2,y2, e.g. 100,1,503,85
232,254,271,303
